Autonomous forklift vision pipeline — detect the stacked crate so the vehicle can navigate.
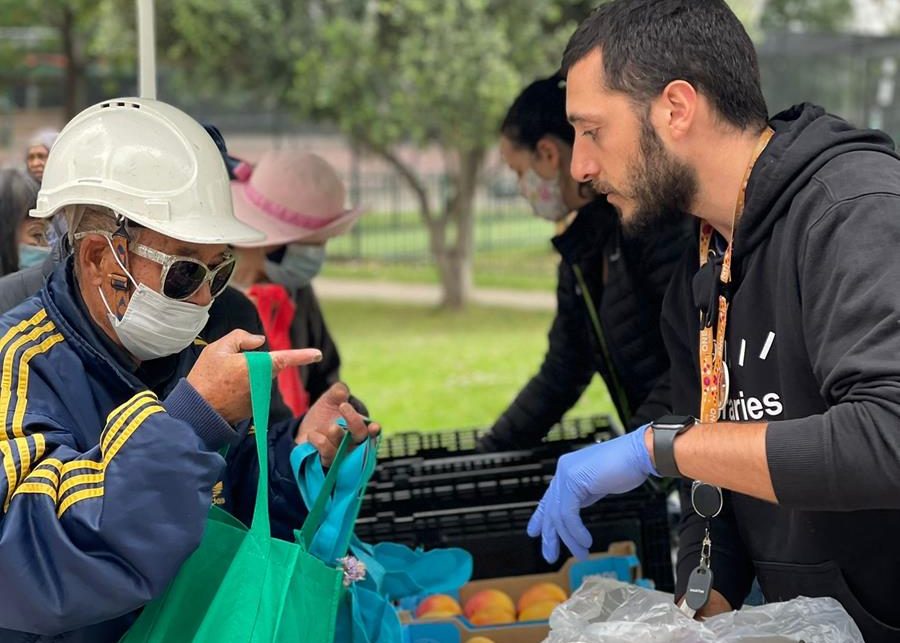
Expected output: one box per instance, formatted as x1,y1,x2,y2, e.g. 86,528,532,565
358,415,674,591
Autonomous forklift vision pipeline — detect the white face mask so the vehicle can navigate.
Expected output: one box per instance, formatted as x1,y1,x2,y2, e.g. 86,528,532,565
518,168,570,222
264,244,326,291
98,238,211,361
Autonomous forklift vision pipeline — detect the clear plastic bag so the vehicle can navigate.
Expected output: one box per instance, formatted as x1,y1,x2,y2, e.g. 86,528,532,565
546,577,864,643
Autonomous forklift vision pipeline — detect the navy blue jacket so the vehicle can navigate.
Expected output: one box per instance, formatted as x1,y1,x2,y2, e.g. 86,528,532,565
0,261,307,642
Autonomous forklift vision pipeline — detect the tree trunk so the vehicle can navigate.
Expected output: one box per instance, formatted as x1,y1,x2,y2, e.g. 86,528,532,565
435,146,484,309
60,6,83,120
361,137,484,309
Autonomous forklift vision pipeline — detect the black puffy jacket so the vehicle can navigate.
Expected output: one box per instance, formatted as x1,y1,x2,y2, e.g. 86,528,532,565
478,198,690,451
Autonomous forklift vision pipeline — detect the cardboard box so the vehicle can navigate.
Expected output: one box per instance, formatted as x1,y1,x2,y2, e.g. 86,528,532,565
459,541,639,605
404,619,549,643
402,541,641,643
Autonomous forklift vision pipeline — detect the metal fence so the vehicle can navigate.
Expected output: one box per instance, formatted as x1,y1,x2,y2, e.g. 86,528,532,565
4,31,900,265
327,169,553,263
758,31,900,136
330,31,900,265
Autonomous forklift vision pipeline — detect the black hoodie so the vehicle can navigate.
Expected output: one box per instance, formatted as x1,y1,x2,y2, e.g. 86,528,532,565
664,104,900,643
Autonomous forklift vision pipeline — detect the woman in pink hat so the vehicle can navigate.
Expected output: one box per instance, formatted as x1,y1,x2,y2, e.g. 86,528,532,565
230,149,364,416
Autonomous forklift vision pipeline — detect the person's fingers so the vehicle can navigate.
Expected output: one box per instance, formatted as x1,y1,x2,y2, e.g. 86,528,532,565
527,500,546,538
270,348,323,374
541,505,560,564
558,492,593,560
339,401,369,444
323,423,343,450
318,382,351,410
539,481,563,563
308,430,336,467
367,422,381,439
216,329,266,353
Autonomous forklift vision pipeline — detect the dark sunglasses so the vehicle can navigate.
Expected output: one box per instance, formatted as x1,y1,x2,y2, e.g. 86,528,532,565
130,243,236,301
75,231,236,301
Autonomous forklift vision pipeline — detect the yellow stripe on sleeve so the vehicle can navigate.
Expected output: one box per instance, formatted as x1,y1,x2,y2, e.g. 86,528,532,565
27,468,60,487
13,481,58,503
0,321,57,439
57,487,104,518
56,404,165,518
60,394,161,482
57,472,105,497
101,392,158,453
10,334,64,439
0,310,47,355
105,405,164,463
0,441,17,512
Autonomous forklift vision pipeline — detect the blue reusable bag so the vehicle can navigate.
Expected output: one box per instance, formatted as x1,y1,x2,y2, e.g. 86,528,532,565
291,435,402,643
351,538,472,602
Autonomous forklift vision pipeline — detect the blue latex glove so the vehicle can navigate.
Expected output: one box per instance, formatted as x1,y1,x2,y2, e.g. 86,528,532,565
527,424,658,563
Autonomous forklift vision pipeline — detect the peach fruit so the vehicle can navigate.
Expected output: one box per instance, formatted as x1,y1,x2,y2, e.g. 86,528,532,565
415,594,462,619
468,607,517,626
517,599,561,621
516,582,568,613
463,589,515,619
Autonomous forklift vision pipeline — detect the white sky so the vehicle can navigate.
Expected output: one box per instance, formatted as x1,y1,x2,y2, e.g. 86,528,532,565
732,0,900,34
853,0,900,33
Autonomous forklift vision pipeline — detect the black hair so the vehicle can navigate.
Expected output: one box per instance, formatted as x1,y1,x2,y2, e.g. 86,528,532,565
500,73,574,151
203,124,243,180
0,169,39,277
562,0,768,130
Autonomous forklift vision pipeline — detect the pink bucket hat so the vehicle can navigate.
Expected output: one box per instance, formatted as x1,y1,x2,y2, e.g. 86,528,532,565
231,150,363,248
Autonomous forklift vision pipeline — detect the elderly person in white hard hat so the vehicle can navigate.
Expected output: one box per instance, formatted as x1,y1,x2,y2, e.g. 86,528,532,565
228,150,363,416
0,98,378,643
24,128,58,184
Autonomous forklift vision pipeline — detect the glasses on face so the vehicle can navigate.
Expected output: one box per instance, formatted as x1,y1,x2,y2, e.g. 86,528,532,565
130,244,236,301
75,231,236,301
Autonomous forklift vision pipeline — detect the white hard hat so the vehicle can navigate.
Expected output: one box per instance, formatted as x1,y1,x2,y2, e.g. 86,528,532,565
30,97,264,245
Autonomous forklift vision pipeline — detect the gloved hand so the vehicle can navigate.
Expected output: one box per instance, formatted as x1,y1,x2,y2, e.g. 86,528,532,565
527,424,658,562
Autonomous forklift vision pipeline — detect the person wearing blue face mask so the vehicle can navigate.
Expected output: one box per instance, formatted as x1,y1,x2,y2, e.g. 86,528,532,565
229,150,364,416
0,168,49,276
477,74,691,452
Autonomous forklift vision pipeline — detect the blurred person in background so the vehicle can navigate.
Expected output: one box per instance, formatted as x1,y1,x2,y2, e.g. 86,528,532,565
477,73,689,452
24,128,58,183
0,168,48,277
228,149,364,416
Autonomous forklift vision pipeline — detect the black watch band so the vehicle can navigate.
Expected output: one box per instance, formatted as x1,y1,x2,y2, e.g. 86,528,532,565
651,415,695,478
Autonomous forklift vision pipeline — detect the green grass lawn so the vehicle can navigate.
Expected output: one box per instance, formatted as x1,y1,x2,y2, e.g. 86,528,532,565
322,207,563,292
327,211,550,261
320,299,616,433
322,247,561,292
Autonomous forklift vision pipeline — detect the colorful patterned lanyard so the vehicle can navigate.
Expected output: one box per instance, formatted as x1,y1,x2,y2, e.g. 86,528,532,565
698,127,774,423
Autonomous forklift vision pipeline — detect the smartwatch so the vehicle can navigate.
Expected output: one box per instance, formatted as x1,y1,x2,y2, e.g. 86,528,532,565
651,415,695,478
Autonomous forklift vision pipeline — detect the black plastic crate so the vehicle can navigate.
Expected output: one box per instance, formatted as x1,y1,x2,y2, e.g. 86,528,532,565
355,485,674,592
377,415,617,461
363,432,622,517
374,429,615,478
361,459,553,516
362,436,651,523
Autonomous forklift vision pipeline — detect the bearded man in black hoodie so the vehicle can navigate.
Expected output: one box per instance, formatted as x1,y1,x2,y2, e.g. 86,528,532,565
526,1,900,641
